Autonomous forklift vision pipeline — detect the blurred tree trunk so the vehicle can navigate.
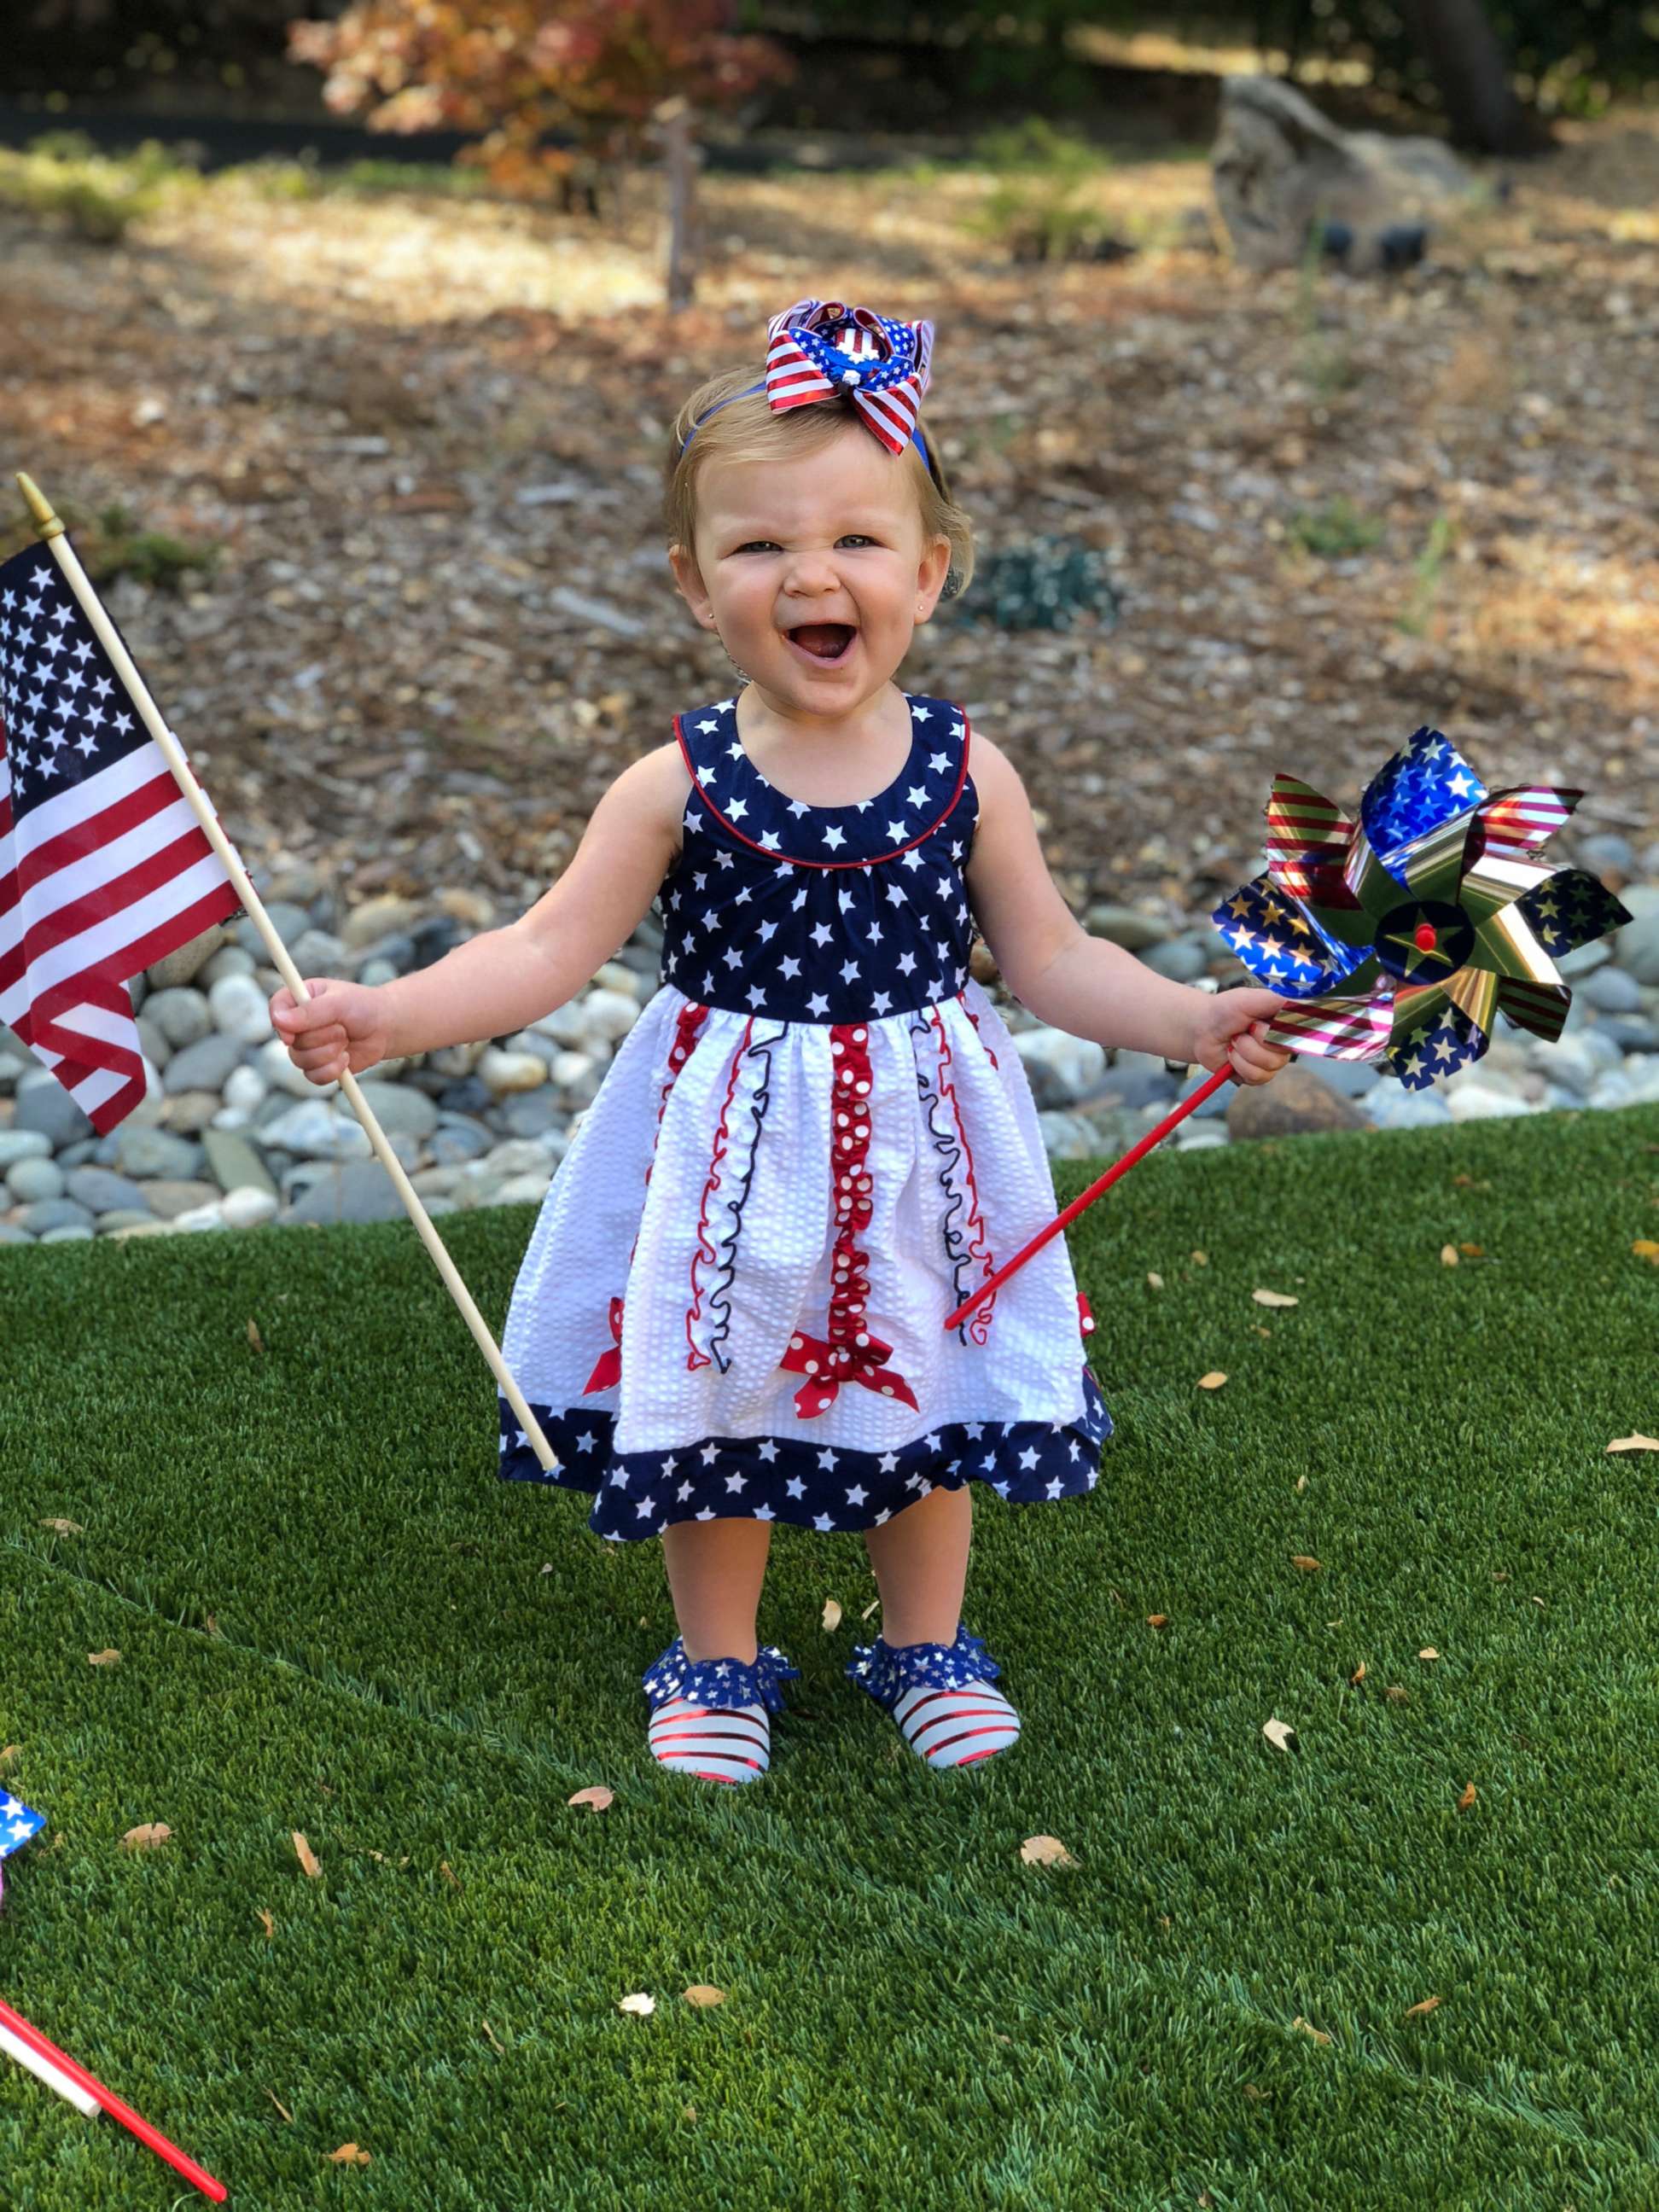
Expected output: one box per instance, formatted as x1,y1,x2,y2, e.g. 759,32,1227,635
656,97,700,314
1394,0,1552,153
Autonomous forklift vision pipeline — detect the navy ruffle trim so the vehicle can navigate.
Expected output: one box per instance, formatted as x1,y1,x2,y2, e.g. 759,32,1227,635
642,1636,800,1714
498,1364,1112,1543
847,1623,1003,1709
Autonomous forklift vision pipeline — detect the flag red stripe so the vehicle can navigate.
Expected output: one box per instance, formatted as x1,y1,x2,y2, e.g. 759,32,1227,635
0,760,186,917
0,820,225,988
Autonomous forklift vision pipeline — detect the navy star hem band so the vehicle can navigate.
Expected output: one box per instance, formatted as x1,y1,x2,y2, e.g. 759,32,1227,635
497,1363,1113,1541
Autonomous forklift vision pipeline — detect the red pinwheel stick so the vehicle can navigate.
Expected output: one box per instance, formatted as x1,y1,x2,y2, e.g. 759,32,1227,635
0,1994,226,2202
942,1067,1235,1332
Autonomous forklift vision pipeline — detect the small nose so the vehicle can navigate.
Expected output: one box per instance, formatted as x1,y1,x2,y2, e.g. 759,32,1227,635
780,547,841,597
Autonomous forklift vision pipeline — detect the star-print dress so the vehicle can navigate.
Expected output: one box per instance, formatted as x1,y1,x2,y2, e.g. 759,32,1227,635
496,691,1113,1539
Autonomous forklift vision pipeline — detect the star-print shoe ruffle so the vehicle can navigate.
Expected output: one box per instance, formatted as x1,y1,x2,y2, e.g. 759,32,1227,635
845,1622,1002,1708
498,1360,1111,1540
643,1637,800,1714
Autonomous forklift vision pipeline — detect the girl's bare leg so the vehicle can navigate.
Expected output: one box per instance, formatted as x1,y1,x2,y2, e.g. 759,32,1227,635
862,1481,972,1647
661,1516,773,1663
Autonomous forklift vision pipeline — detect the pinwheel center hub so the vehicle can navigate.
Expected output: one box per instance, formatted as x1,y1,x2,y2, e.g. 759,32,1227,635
1375,898,1474,983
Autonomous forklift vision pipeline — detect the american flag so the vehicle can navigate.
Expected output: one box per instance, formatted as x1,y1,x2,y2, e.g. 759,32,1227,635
0,1793,44,1859
0,542,242,1132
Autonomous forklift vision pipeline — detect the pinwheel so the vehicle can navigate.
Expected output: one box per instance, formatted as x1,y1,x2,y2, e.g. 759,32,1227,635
1212,724,1629,1090
942,725,1631,1330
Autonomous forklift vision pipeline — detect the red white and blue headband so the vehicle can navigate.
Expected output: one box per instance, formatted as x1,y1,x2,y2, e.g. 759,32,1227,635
683,298,937,471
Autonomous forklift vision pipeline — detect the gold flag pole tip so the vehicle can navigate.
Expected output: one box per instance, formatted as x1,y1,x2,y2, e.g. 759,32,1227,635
15,473,67,540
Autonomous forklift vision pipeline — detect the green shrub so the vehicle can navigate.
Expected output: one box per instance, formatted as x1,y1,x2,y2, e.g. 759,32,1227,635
1289,498,1385,559
0,133,196,242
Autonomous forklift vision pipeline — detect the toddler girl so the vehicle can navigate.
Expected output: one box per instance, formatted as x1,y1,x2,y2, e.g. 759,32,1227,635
272,299,1289,1785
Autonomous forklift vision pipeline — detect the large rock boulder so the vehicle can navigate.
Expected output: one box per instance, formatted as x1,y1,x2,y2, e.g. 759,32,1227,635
1212,75,1478,274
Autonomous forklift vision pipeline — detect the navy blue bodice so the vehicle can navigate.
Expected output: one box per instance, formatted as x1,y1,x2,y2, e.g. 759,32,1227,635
656,693,981,1027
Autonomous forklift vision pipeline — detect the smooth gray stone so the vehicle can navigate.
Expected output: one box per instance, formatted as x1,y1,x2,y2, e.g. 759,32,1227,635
1575,831,1635,876
200,1128,278,1199
1599,1017,1659,1053
1139,935,1212,983
110,1125,202,1179
1578,963,1643,1015
0,1131,53,1170
144,987,213,1048
497,1088,568,1139
16,1196,96,1235
0,1223,36,1246
353,1078,439,1140
39,1225,95,1243
429,1115,493,1164
12,1077,95,1149
1614,907,1659,986
7,1156,65,1203
161,1033,245,1095
96,1208,161,1233
287,1159,406,1225
1557,939,1610,979
236,904,310,959
1368,1085,1452,1129
146,921,230,989
66,1167,152,1215
1085,903,1167,950
55,1138,101,1169
136,1014,173,1070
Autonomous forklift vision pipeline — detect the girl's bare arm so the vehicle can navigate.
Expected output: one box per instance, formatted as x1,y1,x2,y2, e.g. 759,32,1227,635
378,742,689,1060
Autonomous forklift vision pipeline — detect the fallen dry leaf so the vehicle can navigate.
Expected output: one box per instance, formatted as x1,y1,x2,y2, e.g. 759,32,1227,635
1348,1661,1367,1685
1384,1685,1409,1703
1440,1243,1459,1266
1020,1834,1078,1867
87,1649,120,1668
822,1597,843,1633
1633,1240,1659,1266
265,2087,293,2122
0,1747,18,1773
440,1860,461,1889
1291,2016,1331,2046
1458,1241,1484,1258
1146,1271,1164,1290
617,1992,655,2017
567,1785,614,1813
293,1831,323,1880
1197,1371,1228,1390
1417,1649,1441,1662
1252,1288,1299,1308
861,1597,880,1621
1607,1435,1659,1453
1252,1324,1272,1339
1403,1994,1443,2020
247,1318,266,1353
1457,1782,1478,1810
1190,1249,1209,1266
481,2019,505,2055
257,1908,275,1939
327,2144,371,2167
1290,1555,1322,1572
39,1517,84,1536
683,1985,725,2008
1295,1474,1307,1493
121,1822,172,1851
1262,1717,1300,1754
1146,1613,1169,1629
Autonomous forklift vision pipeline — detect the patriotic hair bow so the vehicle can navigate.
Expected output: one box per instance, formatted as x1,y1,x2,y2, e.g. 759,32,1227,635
763,299,935,457
1214,725,1631,1091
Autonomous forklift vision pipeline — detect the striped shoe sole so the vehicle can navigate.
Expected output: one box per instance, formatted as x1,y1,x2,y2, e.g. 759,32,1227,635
893,1681,1021,1770
648,1698,771,1785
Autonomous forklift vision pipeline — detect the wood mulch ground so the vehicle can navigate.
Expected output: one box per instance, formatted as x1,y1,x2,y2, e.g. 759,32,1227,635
2,115,1654,933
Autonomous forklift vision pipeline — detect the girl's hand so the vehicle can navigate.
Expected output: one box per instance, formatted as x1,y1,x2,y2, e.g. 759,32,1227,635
269,977,391,1086
1190,987,1295,1086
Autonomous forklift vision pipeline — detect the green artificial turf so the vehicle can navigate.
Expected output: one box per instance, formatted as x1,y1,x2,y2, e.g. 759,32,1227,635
1,1106,1656,2210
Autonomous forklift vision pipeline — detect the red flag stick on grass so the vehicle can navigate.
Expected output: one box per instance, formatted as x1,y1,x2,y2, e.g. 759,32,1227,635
0,1994,226,2201
942,1066,1235,1332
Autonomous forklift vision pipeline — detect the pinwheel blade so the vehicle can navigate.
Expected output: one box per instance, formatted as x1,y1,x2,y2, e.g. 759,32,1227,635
1264,773,1355,901
1383,989,1484,1090
1263,989,1394,1060
1513,870,1633,963
1496,976,1570,1045
1212,874,1375,995
1359,725,1488,875
1475,784,1584,864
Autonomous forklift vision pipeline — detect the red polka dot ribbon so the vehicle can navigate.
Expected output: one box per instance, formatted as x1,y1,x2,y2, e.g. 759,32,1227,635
779,1022,917,1419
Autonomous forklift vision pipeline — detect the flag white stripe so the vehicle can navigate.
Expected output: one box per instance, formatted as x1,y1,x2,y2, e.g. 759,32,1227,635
0,785,204,963
6,737,180,853
0,849,229,1022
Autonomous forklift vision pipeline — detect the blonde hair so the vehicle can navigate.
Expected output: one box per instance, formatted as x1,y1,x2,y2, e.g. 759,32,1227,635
664,364,975,597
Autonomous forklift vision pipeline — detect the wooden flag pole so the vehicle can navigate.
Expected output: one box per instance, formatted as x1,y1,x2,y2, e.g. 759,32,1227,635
15,472,557,1474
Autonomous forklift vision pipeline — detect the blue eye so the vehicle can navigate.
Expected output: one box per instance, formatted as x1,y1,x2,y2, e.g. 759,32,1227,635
838,534,877,548
732,541,778,555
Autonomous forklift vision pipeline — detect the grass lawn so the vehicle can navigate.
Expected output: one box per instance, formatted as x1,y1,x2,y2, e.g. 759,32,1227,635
2,1106,1656,2210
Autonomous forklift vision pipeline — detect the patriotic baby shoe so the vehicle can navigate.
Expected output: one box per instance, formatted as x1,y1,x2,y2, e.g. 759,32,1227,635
642,1637,800,1785
847,1624,1022,1770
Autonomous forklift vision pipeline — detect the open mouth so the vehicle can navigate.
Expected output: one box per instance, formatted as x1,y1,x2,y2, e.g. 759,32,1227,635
785,622,857,665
